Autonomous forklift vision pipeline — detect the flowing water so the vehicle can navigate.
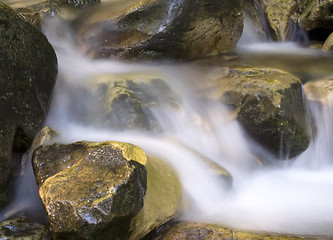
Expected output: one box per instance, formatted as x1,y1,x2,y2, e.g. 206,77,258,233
1,7,333,237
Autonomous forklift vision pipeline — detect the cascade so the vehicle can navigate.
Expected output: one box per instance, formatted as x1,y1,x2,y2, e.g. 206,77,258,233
1,2,333,237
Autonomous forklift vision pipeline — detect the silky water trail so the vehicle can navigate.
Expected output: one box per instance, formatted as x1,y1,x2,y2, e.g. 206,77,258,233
2,17,333,237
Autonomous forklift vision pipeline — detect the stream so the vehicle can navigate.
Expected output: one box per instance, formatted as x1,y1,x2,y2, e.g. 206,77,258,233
1,5,333,237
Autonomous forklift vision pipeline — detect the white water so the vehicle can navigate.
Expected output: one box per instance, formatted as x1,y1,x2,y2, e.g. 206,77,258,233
2,16,333,237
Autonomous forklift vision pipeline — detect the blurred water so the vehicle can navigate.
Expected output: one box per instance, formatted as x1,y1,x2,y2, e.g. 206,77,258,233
1,13,333,237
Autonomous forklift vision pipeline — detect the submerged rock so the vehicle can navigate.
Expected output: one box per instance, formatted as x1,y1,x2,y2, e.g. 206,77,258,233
77,73,181,131
76,0,243,60
33,141,147,240
0,216,51,239
147,221,326,240
0,2,57,207
199,66,309,159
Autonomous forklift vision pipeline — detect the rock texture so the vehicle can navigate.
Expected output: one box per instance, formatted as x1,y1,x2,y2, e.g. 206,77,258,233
199,66,309,159
77,73,181,131
129,155,182,240
258,0,297,41
0,217,51,239
148,221,326,240
33,141,147,240
76,0,243,60
0,2,57,207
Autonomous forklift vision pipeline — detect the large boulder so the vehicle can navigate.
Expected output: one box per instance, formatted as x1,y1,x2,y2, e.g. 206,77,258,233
198,66,309,159
75,73,181,131
33,141,147,240
0,2,57,207
32,140,182,239
76,0,244,60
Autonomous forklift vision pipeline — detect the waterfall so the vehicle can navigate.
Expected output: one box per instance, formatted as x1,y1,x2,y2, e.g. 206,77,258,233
1,8,333,237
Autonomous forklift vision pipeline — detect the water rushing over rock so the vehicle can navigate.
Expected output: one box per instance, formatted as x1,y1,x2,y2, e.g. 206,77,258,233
1,1,333,239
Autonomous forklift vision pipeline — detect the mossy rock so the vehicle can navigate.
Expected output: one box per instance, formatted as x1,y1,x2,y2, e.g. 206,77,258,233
0,216,51,239
76,73,181,131
199,66,309,159
298,0,333,30
147,221,329,240
32,141,147,240
257,0,298,41
76,0,243,60
0,2,57,207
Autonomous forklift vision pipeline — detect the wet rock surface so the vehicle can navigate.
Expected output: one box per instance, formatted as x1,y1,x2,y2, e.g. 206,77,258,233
0,216,51,239
147,221,327,240
76,0,243,60
33,141,147,239
76,73,181,131
198,66,309,159
0,2,57,207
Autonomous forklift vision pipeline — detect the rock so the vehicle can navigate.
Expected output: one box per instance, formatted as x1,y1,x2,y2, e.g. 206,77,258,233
129,155,182,240
298,0,333,31
77,73,181,131
257,0,298,41
0,216,51,239
33,141,147,240
323,32,333,51
148,221,325,240
76,0,243,60
0,2,57,207
60,0,100,8
304,76,333,104
199,66,309,159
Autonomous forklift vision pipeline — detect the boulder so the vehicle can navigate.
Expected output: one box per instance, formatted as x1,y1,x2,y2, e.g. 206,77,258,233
77,73,181,131
0,2,57,207
33,141,147,240
304,76,333,104
33,140,183,240
76,0,244,60
257,0,298,41
5,0,100,28
323,32,333,51
199,66,309,159
0,216,51,239
148,221,324,240
298,0,333,31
